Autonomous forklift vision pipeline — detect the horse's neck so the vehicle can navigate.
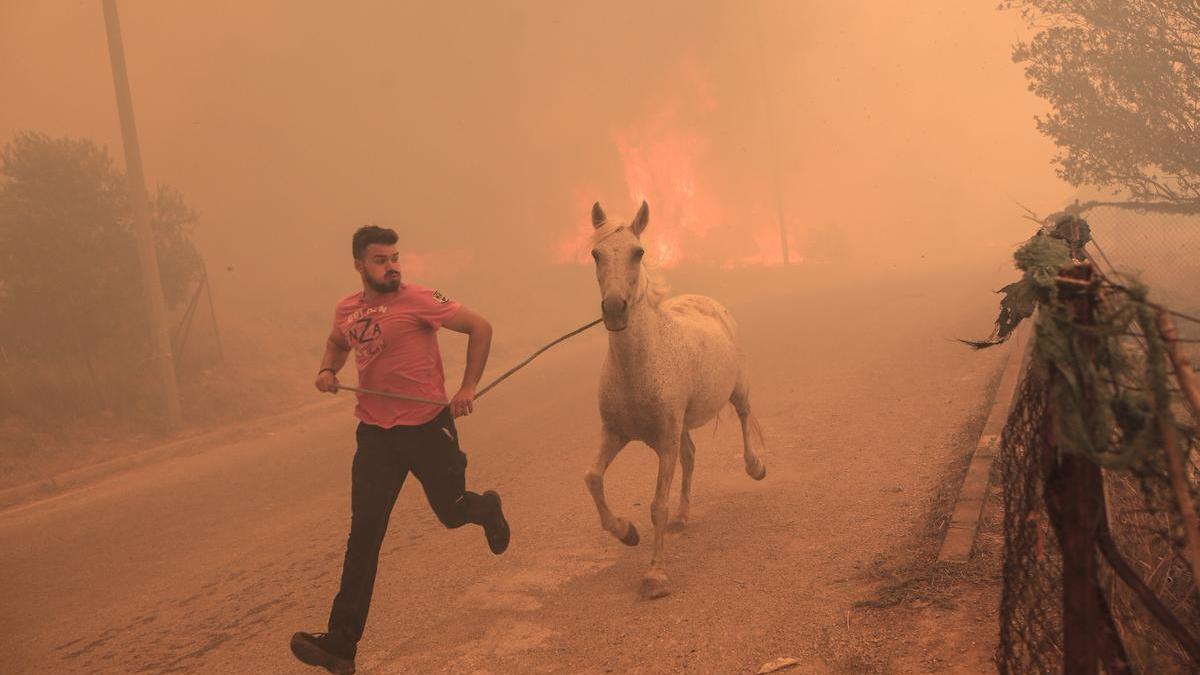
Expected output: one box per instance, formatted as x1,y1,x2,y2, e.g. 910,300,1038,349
606,302,666,371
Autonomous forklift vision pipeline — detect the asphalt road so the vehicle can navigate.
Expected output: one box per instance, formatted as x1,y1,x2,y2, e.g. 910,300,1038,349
2,265,1011,673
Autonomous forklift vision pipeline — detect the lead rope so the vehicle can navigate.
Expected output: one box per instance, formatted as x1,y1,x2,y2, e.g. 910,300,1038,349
336,317,604,406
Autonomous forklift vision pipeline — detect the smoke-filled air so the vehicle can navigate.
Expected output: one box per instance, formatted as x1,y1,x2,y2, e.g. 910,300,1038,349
4,1,1199,673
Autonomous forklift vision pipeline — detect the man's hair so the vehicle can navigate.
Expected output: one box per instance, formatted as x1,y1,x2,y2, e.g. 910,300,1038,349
352,225,398,260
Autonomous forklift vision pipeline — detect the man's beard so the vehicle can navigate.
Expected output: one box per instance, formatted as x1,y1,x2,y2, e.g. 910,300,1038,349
365,273,401,293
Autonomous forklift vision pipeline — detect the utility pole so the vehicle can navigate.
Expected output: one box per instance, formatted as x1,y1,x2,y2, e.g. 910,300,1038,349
751,2,791,265
102,0,183,429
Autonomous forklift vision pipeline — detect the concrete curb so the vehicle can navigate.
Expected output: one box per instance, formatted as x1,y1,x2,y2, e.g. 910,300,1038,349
0,396,349,514
938,319,1033,563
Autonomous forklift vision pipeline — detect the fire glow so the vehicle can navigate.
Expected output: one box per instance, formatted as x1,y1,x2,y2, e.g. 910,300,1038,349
554,96,720,269
555,62,800,269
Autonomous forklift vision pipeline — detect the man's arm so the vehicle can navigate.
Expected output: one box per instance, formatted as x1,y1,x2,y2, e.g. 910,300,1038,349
316,327,351,393
441,305,492,417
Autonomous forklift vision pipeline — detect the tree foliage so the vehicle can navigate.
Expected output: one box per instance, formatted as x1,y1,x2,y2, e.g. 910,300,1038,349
0,131,203,358
1005,0,1200,207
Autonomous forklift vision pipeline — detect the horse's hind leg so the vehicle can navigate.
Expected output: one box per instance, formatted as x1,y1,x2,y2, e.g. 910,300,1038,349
668,431,694,533
584,429,639,546
731,372,766,480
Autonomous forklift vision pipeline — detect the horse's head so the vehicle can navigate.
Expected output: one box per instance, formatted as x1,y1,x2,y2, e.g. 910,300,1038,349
590,200,650,332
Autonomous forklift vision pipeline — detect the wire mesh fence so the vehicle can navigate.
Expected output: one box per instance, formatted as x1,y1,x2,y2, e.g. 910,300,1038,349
998,364,1064,673
993,207,1200,673
1085,206,1200,348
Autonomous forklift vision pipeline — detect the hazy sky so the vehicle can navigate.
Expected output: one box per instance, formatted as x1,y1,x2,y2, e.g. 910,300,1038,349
1,1,1074,298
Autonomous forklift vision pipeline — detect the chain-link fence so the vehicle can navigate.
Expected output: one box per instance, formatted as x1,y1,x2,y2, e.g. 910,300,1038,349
998,364,1063,673
994,209,1200,673
999,345,1200,673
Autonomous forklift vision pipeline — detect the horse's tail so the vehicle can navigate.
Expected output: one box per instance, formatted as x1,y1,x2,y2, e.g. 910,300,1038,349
748,410,767,451
724,401,766,450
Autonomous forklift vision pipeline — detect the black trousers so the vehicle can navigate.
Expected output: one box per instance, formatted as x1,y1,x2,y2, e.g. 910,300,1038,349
327,407,487,652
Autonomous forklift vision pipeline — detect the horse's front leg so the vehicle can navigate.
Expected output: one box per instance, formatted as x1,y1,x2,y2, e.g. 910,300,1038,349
642,426,680,599
584,429,638,546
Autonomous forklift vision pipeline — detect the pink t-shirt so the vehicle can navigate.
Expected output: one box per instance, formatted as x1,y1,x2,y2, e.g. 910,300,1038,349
332,283,462,427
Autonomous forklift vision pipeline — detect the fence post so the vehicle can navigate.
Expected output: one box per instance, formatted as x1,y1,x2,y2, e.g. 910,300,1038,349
1056,456,1104,674
1042,262,1104,675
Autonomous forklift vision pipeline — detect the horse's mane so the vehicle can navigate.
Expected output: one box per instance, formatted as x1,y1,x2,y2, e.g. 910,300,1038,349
591,220,671,307
640,260,671,306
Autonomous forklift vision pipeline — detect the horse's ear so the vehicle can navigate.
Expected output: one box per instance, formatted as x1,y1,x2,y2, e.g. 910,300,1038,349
591,202,607,229
630,200,649,236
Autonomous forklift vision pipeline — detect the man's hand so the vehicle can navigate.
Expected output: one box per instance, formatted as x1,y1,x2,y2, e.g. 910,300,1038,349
315,370,340,394
316,329,349,395
450,386,475,418
442,305,490,419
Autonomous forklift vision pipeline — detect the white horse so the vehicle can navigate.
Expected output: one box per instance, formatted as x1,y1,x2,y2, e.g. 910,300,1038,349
583,200,767,599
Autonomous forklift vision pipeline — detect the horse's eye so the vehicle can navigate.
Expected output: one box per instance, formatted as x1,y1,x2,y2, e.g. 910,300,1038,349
633,248,645,260
591,250,600,261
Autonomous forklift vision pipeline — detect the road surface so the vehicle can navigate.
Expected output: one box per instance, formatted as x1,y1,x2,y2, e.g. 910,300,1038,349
2,265,1010,673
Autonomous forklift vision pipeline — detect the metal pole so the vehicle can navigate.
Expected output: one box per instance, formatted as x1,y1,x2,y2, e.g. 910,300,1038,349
102,0,183,429
751,2,791,265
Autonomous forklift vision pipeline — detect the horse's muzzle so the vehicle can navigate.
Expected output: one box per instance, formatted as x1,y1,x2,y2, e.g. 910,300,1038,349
601,298,629,331
601,297,628,314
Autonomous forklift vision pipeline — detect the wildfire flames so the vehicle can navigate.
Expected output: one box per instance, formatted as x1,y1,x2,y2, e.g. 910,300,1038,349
555,61,800,269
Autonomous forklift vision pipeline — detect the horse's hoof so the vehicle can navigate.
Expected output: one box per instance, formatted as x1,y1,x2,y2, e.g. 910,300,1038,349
640,570,671,599
747,460,767,481
619,522,640,546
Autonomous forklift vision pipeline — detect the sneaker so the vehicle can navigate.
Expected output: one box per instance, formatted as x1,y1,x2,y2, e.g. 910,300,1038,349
290,631,356,675
481,490,510,555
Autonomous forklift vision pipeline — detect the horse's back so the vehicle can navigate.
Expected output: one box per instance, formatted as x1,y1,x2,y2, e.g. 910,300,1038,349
661,294,738,344
662,294,743,427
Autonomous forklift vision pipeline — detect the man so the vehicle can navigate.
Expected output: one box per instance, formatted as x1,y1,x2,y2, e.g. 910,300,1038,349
291,225,509,675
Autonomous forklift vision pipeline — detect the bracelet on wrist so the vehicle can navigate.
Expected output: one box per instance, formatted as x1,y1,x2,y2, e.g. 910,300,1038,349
318,367,337,376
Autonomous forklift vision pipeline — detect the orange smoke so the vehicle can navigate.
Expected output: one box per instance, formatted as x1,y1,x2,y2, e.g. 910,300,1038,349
723,221,804,268
553,184,607,265
402,248,474,280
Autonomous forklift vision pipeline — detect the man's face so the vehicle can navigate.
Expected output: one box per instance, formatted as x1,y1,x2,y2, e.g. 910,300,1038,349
356,243,402,293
